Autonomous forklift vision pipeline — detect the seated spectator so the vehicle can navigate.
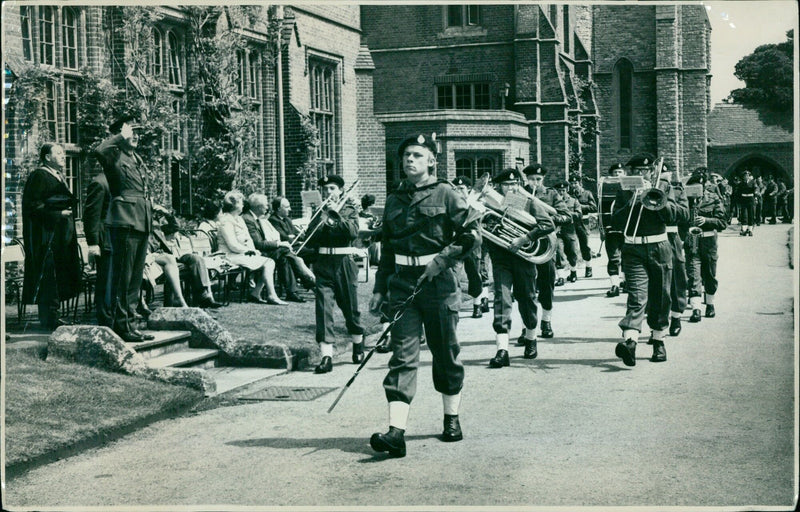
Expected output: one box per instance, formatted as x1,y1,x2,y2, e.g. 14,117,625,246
218,191,286,305
243,193,315,303
269,195,316,264
197,200,221,234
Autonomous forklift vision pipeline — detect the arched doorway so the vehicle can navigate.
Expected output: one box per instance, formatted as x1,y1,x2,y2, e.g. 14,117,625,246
725,153,791,185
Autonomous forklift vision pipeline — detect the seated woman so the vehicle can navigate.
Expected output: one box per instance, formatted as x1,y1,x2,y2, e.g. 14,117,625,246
218,191,286,305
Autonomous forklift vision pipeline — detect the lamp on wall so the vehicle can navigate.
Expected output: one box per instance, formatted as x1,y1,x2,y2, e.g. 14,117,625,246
500,82,510,110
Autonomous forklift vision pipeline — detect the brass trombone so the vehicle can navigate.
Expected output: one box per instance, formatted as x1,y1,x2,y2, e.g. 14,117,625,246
624,157,666,238
293,179,360,254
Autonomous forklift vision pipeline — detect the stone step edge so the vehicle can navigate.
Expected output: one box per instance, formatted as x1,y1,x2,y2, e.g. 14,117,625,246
132,330,193,351
146,348,220,368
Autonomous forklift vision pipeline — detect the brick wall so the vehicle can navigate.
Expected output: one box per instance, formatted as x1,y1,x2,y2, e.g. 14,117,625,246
708,144,794,184
356,66,387,206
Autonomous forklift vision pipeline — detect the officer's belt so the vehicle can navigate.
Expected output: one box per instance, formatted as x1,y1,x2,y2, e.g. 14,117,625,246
395,253,437,266
318,247,359,255
116,193,148,199
740,193,754,197
665,225,678,233
700,231,716,237
624,233,668,245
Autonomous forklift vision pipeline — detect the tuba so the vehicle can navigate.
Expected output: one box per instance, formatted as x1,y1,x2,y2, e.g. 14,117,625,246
466,184,556,265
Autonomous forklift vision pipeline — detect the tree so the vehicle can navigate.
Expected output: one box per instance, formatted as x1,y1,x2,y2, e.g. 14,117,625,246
730,30,793,114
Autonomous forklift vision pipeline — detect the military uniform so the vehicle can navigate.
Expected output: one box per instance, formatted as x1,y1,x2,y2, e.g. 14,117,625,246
604,162,626,296
611,154,689,365
523,164,571,338
554,182,582,283
305,174,364,372
570,178,597,276
83,173,113,327
487,169,555,367
738,173,756,235
685,174,727,321
666,175,688,335
93,119,154,341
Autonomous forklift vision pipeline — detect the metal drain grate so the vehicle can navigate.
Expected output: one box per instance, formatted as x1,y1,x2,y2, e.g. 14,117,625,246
238,386,337,402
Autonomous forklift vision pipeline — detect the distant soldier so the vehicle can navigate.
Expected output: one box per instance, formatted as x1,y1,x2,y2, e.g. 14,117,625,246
569,174,597,278
452,175,487,318
738,170,756,236
604,162,627,297
554,181,582,283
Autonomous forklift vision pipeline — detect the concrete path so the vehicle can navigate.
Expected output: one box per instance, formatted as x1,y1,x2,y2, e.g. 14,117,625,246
4,224,796,509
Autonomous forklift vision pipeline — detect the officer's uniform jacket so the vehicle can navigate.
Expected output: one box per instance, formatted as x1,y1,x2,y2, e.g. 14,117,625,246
374,179,481,296
83,173,111,252
738,179,757,205
558,194,582,235
93,133,152,233
305,199,360,250
610,183,689,239
693,192,728,233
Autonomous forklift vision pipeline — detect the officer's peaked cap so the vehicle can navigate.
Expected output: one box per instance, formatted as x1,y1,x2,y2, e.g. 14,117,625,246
318,174,345,188
626,153,657,168
522,163,545,176
452,175,472,187
493,168,521,184
398,133,438,157
109,113,139,134
608,162,625,172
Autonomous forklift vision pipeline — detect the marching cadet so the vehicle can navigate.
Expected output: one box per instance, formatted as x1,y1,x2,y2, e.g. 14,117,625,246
738,169,757,236
685,170,727,322
611,153,689,365
452,175,488,318
663,164,688,337
554,181,582,284
522,164,571,338
569,174,598,278
605,162,627,297
369,133,480,457
305,174,365,374
488,169,556,368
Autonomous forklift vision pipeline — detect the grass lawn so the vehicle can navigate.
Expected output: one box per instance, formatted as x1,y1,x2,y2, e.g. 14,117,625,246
4,349,204,468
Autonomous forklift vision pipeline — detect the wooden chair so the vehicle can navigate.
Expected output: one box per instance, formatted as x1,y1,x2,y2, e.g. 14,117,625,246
3,238,27,324
187,229,247,304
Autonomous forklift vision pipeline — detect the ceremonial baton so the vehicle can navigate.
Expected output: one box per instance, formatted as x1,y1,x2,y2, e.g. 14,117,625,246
328,282,423,413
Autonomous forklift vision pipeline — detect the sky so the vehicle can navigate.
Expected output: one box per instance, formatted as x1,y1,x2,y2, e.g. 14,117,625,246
704,0,797,105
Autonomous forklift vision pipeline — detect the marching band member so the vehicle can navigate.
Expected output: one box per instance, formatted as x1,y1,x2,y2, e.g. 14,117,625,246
522,164,570,338
569,174,598,279
306,174,365,374
452,175,486,318
369,134,480,457
685,170,727,322
663,164,688,337
605,162,627,297
488,169,556,367
611,154,689,366
554,181,582,283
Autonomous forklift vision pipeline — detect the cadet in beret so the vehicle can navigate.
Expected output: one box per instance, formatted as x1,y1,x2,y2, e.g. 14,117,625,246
304,173,365,374
521,163,571,339
92,114,155,343
369,133,481,457
603,162,627,297
486,169,555,368
451,175,486,317
684,170,727,322
568,174,597,278
661,163,689,337
553,181,582,284
610,153,689,365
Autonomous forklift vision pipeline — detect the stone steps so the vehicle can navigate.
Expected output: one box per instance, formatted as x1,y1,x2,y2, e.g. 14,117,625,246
128,330,219,369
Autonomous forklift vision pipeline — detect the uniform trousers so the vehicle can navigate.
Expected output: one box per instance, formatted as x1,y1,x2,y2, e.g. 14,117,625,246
313,254,364,343
739,199,756,226
108,227,149,334
667,232,687,314
686,234,718,298
605,232,624,277
557,231,580,268
489,248,538,334
95,249,113,327
575,221,593,263
383,266,464,404
463,251,483,298
535,258,556,311
619,240,672,333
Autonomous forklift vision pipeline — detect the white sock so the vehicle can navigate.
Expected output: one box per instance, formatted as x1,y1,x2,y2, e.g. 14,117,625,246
523,329,537,342
473,296,481,305
442,392,461,416
622,329,638,341
569,265,576,272
480,287,488,299
669,311,682,319
541,308,552,322
388,401,410,430
496,333,509,351
651,329,666,341
610,275,620,287
557,268,567,279
351,334,363,346
705,294,715,306
320,342,334,358
689,296,702,309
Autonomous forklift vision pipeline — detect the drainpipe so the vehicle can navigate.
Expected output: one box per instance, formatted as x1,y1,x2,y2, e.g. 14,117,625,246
275,6,286,196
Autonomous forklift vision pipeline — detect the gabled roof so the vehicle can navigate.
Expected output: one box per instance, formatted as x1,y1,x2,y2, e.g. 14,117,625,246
708,103,793,146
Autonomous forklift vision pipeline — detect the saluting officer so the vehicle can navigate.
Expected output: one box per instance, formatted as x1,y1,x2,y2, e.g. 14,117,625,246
611,153,689,365
488,169,555,368
685,170,727,322
569,174,597,278
369,133,480,457
605,162,627,297
452,175,487,318
93,114,155,343
305,174,365,374
522,164,571,338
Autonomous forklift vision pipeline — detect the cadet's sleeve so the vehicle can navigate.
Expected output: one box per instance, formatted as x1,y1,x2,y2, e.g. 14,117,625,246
318,202,360,241
610,189,630,231
83,179,105,246
659,183,689,224
427,186,481,273
582,191,598,214
93,134,124,171
373,201,396,296
551,192,572,226
525,199,555,240
706,198,728,232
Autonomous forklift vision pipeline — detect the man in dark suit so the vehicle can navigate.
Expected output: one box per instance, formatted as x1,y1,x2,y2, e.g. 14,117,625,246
93,114,154,343
243,193,315,302
83,171,113,327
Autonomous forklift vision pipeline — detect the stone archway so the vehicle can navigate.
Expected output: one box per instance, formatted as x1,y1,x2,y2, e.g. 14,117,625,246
724,152,791,184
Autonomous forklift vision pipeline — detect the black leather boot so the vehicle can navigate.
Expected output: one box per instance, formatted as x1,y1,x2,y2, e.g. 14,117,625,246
352,342,364,364
540,321,553,338
615,339,637,366
489,349,510,368
585,267,593,278
650,339,667,362
606,285,620,297
314,356,333,374
370,426,406,457
689,309,702,323
480,297,491,312
441,415,463,442
472,304,482,318
567,270,578,282
669,316,682,336
705,304,716,318
523,338,538,359
555,277,565,286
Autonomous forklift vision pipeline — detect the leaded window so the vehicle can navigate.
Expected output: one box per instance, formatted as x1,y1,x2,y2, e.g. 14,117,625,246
437,83,490,109
63,79,78,144
167,31,182,86
62,8,78,69
38,6,55,66
21,6,32,61
310,59,337,177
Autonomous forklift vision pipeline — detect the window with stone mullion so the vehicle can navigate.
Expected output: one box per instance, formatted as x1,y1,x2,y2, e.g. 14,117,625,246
42,79,58,141
21,6,33,61
167,31,182,87
63,79,78,144
62,7,78,69
310,60,336,177
39,6,55,66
